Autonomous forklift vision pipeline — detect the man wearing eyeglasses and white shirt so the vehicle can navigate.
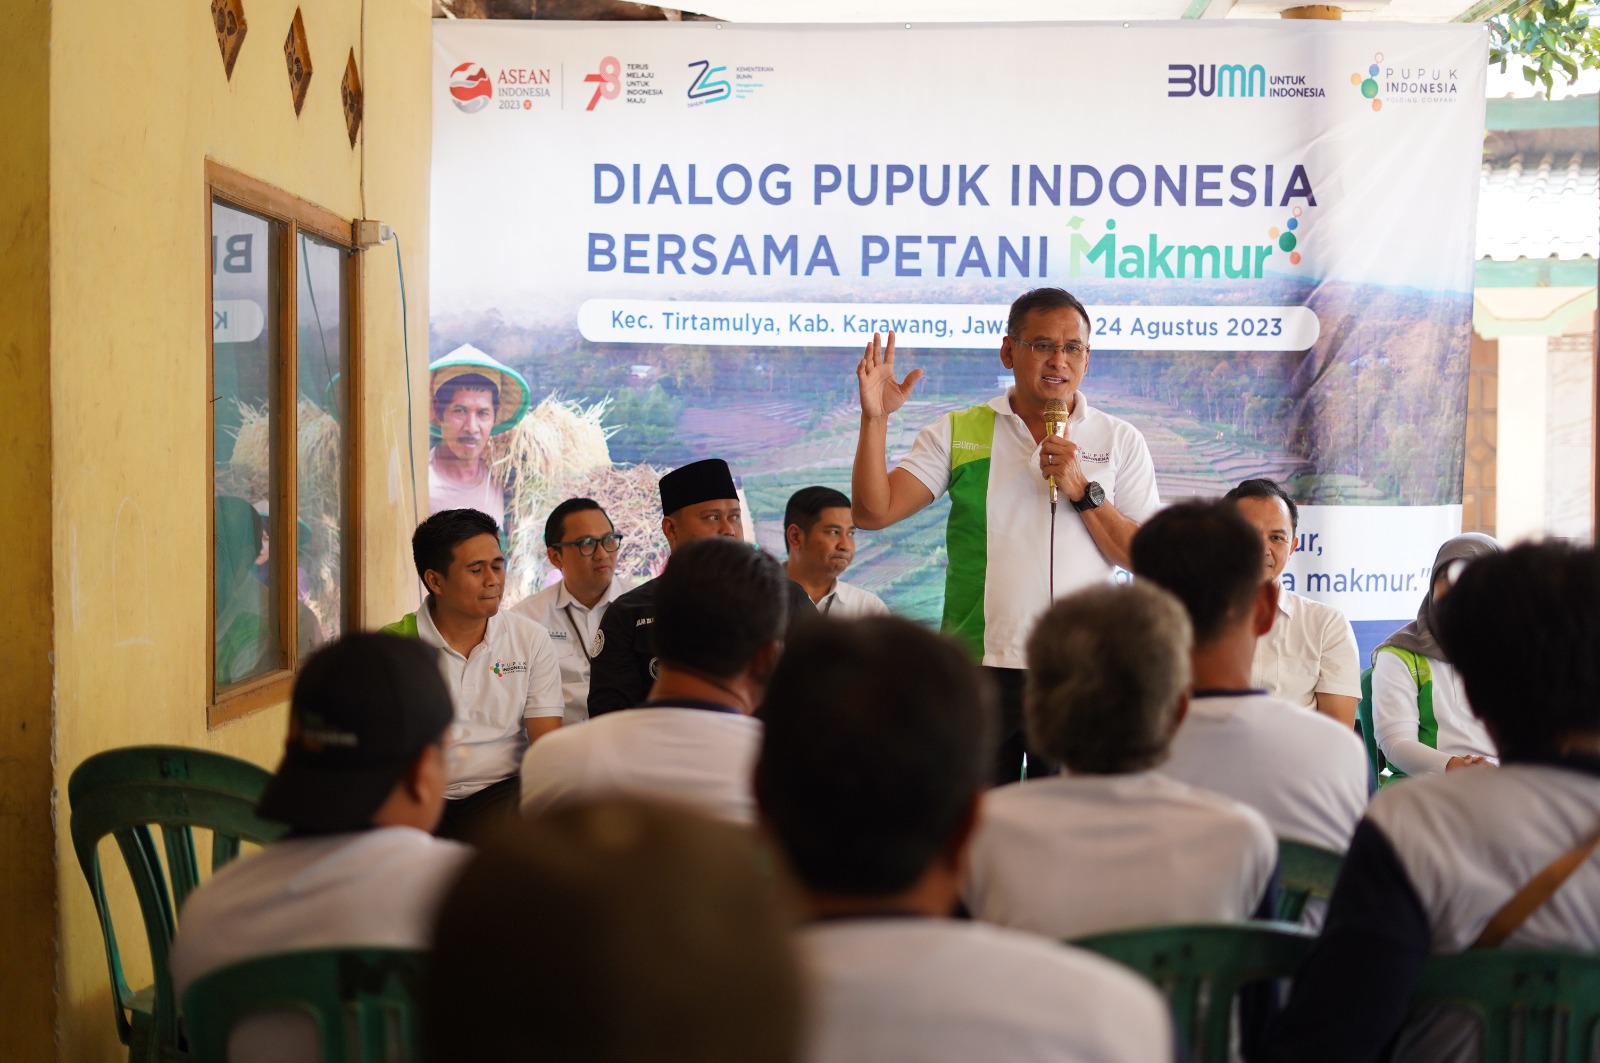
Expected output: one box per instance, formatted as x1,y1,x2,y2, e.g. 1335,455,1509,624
513,498,633,725
852,287,1161,787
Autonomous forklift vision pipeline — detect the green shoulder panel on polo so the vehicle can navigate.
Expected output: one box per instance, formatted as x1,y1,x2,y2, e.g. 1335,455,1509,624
942,404,997,659
381,613,421,639
1375,645,1435,782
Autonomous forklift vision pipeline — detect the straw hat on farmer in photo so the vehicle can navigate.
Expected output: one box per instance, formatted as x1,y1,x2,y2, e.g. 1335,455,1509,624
428,344,533,437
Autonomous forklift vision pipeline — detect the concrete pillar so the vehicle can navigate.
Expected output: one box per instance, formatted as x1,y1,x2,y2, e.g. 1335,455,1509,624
1496,335,1552,544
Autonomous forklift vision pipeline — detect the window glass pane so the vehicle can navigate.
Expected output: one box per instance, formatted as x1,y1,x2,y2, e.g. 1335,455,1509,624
212,200,283,687
294,232,348,651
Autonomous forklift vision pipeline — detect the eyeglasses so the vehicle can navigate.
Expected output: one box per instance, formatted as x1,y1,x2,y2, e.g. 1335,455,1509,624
551,533,624,556
1011,338,1088,358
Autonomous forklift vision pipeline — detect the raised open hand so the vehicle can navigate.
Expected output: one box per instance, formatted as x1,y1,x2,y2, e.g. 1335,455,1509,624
856,331,923,420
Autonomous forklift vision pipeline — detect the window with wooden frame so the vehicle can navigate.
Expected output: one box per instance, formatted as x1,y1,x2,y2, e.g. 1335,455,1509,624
208,162,362,725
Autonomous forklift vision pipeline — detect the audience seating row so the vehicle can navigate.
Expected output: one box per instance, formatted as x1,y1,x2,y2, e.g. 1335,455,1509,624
70,743,1600,1063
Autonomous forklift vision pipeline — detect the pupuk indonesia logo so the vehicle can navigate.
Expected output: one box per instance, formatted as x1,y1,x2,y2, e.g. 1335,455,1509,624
1269,206,1306,266
448,62,492,113
1352,54,1384,111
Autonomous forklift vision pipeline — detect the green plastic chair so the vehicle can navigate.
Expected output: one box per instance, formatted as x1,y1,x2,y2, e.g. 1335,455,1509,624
1274,839,1344,922
1072,921,1316,1063
1410,949,1600,1063
182,948,427,1063
68,746,286,1063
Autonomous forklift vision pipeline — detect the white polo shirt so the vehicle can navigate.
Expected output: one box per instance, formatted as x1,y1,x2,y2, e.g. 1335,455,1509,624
411,605,564,799
816,579,890,618
1251,588,1361,709
1370,763,1600,952
1160,691,1370,852
520,705,762,824
1371,652,1497,777
169,827,470,1063
799,917,1172,1063
965,771,1276,940
896,389,1161,668
512,575,633,725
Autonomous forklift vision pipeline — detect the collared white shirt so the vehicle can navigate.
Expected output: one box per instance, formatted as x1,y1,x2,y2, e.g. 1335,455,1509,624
896,389,1161,668
1251,587,1361,709
1161,691,1371,852
414,605,564,799
965,771,1276,940
815,579,890,618
520,705,762,824
170,827,470,1063
512,574,633,724
799,918,1173,1063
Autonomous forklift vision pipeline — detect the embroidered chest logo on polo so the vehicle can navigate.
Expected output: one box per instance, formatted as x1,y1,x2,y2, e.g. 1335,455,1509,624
491,661,529,677
1078,450,1110,463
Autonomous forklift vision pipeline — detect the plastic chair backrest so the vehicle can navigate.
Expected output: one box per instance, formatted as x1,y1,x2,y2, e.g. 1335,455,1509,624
1275,840,1344,922
1357,665,1388,784
183,948,427,1063
68,745,286,1060
1411,949,1600,1063
1072,921,1316,1063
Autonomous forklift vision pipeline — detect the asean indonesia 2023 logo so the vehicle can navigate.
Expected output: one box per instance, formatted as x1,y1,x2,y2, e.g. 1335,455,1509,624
448,62,492,113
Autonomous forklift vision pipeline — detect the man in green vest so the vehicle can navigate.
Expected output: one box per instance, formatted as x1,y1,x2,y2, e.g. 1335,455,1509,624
852,287,1161,785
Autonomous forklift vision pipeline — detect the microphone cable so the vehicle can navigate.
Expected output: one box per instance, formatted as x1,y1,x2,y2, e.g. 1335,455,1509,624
1049,492,1057,603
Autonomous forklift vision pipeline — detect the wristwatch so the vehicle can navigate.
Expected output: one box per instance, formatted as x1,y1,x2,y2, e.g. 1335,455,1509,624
1072,481,1105,513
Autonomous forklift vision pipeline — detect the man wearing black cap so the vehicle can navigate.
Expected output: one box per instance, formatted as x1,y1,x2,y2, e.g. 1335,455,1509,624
586,458,813,717
169,633,470,1063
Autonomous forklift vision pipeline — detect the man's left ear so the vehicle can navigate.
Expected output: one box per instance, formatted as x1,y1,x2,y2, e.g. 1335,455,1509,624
751,638,784,687
1253,579,1279,637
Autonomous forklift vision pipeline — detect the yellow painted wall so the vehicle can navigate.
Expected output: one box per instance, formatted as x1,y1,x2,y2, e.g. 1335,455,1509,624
46,2,433,1059
0,3,59,1060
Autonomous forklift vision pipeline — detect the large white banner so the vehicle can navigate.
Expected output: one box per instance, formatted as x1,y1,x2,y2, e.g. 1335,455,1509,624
431,20,1486,655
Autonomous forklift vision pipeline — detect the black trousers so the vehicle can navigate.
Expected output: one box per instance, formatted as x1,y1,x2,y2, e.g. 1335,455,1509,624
983,666,1058,787
436,775,521,845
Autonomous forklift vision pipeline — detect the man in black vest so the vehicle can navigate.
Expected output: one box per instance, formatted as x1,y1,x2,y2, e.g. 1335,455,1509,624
587,458,813,717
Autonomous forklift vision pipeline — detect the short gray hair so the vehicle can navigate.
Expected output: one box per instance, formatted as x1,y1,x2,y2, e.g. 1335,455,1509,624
1024,582,1193,774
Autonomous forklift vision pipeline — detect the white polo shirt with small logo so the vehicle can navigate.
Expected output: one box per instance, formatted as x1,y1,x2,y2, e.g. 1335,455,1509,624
896,389,1161,668
412,605,564,799
512,575,633,725
816,579,890,618
1251,587,1361,710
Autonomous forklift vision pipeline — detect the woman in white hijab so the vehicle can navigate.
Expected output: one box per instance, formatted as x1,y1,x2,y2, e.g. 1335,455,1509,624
1370,533,1502,778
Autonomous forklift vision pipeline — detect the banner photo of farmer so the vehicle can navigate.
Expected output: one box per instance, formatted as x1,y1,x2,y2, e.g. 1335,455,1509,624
430,20,1487,652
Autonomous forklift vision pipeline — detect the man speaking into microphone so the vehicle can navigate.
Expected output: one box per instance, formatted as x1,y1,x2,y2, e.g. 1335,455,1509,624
851,288,1161,786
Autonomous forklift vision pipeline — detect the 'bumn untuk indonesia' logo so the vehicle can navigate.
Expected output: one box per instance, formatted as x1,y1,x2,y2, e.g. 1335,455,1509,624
448,62,492,113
